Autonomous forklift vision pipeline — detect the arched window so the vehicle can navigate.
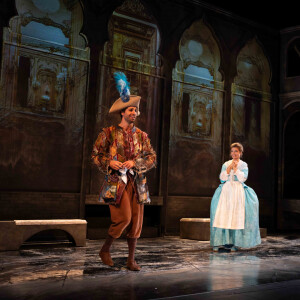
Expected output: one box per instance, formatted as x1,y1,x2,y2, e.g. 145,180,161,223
169,19,224,195
90,0,162,195
97,0,161,132
231,37,272,197
0,0,89,119
0,0,89,192
171,20,223,140
232,37,271,151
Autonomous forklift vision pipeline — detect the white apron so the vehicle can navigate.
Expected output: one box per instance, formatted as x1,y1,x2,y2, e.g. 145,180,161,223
213,161,245,229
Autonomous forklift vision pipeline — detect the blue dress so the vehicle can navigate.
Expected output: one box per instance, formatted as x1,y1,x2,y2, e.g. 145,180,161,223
210,160,261,248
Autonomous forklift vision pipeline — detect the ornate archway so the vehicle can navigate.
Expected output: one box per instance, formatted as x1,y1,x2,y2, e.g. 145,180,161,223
0,0,90,193
231,37,272,200
90,0,163,196
168,19,224,195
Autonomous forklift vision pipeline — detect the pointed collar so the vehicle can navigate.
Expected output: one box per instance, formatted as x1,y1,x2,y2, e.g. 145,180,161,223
117,124,136,134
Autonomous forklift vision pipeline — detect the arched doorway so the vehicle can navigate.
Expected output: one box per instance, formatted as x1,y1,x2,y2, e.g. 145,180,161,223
90,0,163,197
169,19,224,196
0,0,90,221
87,0,164,238
231,37,272,199
165,19,224,234
0,0,90,193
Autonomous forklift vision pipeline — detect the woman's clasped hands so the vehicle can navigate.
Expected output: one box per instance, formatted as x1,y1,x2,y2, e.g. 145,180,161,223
226,161,238,174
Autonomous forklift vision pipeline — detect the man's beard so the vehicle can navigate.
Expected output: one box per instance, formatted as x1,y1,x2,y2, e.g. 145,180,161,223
126,116,135,124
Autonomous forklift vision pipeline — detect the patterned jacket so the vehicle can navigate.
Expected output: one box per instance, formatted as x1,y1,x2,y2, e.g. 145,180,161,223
92,125,156,205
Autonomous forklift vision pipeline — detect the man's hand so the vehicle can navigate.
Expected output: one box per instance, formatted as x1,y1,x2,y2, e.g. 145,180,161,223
109,160,123,170
122,160,135,169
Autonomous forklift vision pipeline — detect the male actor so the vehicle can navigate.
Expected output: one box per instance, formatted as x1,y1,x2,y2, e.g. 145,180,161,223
91,72,156,271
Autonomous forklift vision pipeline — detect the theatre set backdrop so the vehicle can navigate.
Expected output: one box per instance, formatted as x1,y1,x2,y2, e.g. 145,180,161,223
0,0,299,238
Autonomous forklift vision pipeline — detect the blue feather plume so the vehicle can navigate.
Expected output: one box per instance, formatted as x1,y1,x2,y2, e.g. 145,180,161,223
113,72,130,103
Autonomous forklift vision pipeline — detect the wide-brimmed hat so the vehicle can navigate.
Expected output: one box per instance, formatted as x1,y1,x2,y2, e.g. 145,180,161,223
109,95,141,115
109,72,141,115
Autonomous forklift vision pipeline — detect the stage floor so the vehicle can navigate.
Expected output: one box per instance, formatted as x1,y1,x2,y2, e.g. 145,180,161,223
0,235,300,299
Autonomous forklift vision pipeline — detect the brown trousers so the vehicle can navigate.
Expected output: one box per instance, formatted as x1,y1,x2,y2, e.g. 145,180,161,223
108,182,144,239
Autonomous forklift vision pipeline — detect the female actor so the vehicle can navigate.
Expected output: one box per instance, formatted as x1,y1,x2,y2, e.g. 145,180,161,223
210,143,261,251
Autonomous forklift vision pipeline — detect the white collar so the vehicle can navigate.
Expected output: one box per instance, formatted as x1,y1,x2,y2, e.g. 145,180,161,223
225,159,243,168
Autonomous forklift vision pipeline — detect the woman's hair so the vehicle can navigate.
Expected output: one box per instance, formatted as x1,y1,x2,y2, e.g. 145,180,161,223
230,142,243,157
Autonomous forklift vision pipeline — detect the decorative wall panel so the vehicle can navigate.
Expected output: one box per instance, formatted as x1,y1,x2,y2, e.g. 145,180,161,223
90,0,162,196
0,0,89,192
231,38,272,198
168,19,224,196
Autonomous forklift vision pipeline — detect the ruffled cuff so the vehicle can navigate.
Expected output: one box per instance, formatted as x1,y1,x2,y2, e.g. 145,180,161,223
133,157,151,174
220,170,230,181
234,169,246,183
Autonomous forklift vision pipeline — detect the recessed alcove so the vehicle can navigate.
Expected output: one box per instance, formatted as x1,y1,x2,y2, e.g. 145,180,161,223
21,229,75,247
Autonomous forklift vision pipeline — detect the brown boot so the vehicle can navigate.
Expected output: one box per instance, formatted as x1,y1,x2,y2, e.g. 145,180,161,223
126,238,141,271
99,235,115,267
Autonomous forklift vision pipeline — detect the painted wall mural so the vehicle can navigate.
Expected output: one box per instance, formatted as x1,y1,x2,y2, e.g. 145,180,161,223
89,0,162,195
168,19,224,196
231,37,272,198
0,0,89,192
